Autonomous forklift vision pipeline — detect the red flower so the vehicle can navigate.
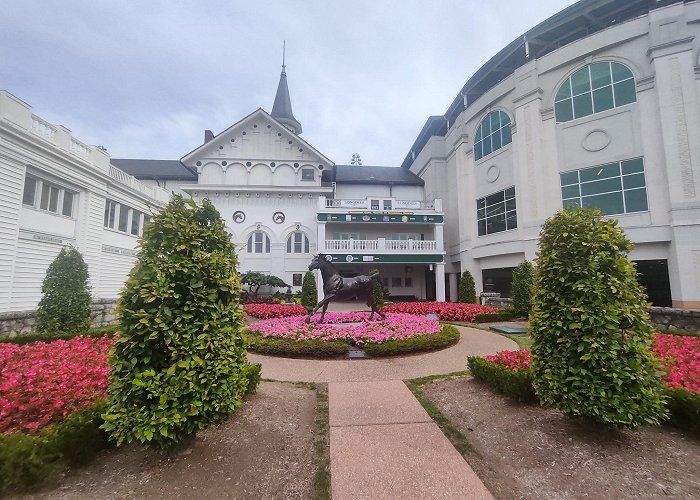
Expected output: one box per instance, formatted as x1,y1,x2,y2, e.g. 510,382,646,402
381,302,498,322
243,303,307,319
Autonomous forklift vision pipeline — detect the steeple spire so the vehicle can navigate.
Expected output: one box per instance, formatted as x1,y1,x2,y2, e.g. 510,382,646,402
271,40,302,134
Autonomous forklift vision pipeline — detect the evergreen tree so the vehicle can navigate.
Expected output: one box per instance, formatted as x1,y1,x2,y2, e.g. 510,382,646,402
102,196,249,450
301,271,318,311
531,208,665,428
458,270,476,303
36,247,91,335
511,260,534,318
369,268,385,309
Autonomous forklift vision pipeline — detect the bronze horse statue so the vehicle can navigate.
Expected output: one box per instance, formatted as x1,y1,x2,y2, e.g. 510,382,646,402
305,254,386,323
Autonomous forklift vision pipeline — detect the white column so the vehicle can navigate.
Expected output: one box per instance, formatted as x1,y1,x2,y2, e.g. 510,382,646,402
315,268,323,303
448,272,458,303
435,263,446,302
316,222,326,253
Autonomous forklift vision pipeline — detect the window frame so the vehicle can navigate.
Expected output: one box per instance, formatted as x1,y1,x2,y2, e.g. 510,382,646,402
22,174,77,218
476,186,517,236
286,231,310,254
247,231,271,253
301,168,315,181
474,110,512,161
103,198,147,236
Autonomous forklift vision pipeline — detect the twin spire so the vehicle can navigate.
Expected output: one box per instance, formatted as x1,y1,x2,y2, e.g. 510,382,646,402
271,40,303,134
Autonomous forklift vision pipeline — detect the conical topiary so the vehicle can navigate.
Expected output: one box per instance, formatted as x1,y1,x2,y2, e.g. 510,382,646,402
301,271,318,311
458,270,476,303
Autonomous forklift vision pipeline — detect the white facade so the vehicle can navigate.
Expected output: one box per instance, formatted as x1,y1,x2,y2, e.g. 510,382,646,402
0,91,169,312
406,1,700,308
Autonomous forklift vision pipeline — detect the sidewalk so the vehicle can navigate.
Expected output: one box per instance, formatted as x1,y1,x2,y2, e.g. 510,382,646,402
329,380,493,500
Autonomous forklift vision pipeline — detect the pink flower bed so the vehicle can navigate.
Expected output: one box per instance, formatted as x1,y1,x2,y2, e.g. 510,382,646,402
0,336,112,434
250,312,442,345
483,333,700,394
244,303,307,319
382,302,498,322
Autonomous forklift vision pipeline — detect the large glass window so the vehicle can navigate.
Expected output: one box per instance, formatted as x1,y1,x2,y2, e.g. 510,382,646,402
22,176,37,206
286,231,310,253
560,158,648,215
104,199,146,235
23,174,76,218
474,110,512,161
247,231,271,253
477,187,517,236
555,61,636,122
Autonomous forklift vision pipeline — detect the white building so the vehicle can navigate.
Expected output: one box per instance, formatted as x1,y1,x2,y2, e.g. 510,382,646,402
0,91,170,312
403,0,700,309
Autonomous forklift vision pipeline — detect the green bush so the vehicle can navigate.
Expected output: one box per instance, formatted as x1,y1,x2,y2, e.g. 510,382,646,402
241,272,288,300
363,325,459,356
467,356,538,403
458,270,476,303
0,432,55,494
102,196,250,450
369,268,385,309
664,387,700,438
50,400,110,466
530,208,666,428
242,363,262,395
35,247,92,336
474,309,517,323
301,271,318,311
511,261,534,318
0,325,119,345
244,330,350,358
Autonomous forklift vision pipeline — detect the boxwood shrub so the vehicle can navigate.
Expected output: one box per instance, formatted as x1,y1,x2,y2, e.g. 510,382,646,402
458,270,476,304
474,309,518,323
467,356,537,403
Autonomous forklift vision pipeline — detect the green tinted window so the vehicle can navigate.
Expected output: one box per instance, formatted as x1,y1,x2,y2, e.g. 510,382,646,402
613,79,636,106
561,185,580,199
555,79,571,101
611,62,633,81
580,177,622,196
560,171,579,186
621,158,644,174
573,93,593,118
623,173,646,190
593,86,614,113
477,186,516,236
571,67,591,95
582,192,625,215
474,111,512,161
590,62,612,89
579,163,620,182
624,188,648,212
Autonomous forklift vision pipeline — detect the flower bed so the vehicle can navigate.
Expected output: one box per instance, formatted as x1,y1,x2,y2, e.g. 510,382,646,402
652,333,700,393
0,336,112,434
382,302,498,322
484,349,531,372
243,303,307,319
250,312,442,345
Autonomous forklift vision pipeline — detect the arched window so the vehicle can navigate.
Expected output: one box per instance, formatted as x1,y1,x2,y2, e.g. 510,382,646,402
555,61,636,123
474,111,512,161
287,231,310,253
247,231,270,253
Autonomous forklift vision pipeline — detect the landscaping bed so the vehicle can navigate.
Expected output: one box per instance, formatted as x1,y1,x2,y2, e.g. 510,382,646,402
419,376,700,499
381,302,498,322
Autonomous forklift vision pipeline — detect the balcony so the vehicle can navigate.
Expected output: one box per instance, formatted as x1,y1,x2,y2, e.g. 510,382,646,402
323,238,441,253
319,196,442,212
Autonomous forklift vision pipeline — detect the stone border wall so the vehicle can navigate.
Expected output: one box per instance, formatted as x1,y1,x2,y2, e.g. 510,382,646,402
0,299,118,337
649,307,700,332
482,296,514,309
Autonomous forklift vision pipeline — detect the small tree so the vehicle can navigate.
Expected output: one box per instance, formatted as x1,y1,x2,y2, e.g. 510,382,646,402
511,260,534,318
458,270,476,303
301,271,318,310
102,196,249,450
369,269,385,309
240,272,288,299
531,208,665,428
36,247,91,335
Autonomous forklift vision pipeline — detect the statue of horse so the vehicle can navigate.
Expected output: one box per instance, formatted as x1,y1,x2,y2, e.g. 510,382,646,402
305,254,386,323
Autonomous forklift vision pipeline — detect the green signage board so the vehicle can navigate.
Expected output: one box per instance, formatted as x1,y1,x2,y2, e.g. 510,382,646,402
322,254,444,264
317,213,444,223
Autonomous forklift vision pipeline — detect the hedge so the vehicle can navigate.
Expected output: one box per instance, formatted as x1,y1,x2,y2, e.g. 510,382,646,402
0,325,119,345
474,309,518,323
362,325,459,356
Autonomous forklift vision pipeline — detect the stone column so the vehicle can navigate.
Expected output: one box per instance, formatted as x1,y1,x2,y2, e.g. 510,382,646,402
435,263,446,302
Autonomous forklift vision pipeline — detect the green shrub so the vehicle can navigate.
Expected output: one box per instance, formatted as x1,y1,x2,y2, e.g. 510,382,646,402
35,247,92,336
242,363,262,395
467,356,538,403
474,309,517,323
244,330,349,358
531,208,666,428
50,399,110,466
511,261,534,318
0,432,55,494
0,325,119,345
458,270,476,303
664,387,700,438
102,196,249,450
369,268,385,309
301,271,318,311
241,272,288,300
363,325,459,356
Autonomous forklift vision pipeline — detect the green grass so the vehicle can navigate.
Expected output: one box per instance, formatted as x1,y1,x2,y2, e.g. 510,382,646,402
312,384,331,500
405,373,480,459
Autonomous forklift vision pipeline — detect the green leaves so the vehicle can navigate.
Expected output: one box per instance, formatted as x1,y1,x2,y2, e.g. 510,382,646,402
458,270,476,303
301,271,318,311
530,207,665,429
511,261,534,318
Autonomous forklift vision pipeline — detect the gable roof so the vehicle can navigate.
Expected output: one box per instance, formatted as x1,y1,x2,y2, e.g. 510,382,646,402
329,165,424,186
110,159,197,180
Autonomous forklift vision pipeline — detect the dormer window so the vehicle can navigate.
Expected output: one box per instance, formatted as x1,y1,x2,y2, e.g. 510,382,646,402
301,168,315,181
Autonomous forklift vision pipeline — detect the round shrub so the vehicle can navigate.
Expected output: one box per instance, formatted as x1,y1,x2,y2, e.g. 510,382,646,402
458,270,476,303
301,271,317,311
36,247,91,336
102,196,249,450
511,260,534,318
531,208,665,428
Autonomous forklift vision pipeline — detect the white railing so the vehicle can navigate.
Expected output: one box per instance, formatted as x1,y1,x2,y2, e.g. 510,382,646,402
31,115,57,141
323,239,439,253
324,198,435,210
70,138,90,157
108,165,170,203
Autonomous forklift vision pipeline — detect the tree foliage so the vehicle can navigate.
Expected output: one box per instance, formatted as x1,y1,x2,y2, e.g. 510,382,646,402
511,260,534,318
36,247,92,335
102,196,250,450
458,270,477,304
301,271,318,311
240,272,288,299
369,269,385,309
530,208,666,428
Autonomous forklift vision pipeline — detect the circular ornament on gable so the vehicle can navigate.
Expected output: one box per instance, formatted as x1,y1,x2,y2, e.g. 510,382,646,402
582,129,611,152
232,211,246,223
272,211,286,224
486,165,500,183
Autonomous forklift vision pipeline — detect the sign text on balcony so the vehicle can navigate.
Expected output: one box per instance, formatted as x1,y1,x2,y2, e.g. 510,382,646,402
317,213,444,223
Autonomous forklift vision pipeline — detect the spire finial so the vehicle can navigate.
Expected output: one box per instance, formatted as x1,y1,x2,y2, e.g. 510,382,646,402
282,40,286,72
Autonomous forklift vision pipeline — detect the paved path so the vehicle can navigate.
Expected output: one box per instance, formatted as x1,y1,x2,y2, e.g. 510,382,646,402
247,325,518,382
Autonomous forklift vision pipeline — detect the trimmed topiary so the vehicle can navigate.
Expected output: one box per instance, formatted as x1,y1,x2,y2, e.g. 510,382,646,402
36,247,92,336
102,196,250,450
511,260,534,318
458,270,476,303
301,271,318,311
531,207,666,428
369,268,385,309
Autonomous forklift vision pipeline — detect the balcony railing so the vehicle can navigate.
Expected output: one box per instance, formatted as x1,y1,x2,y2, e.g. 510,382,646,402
323,239,440,253
108,165,170,204
324,198,435,210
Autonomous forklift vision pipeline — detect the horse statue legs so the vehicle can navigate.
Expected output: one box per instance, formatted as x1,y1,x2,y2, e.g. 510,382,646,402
305,294,334,324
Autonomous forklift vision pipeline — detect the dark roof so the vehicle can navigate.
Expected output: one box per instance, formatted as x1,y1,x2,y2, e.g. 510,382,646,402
271,68,302,133
330,165,424,186
111,159,197,180
401,0,685,168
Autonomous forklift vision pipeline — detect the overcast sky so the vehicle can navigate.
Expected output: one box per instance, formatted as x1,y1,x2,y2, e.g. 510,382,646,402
1,0,577,167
